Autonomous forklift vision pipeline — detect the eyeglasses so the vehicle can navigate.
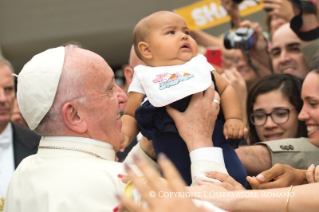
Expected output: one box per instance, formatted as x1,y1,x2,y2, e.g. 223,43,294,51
250,108,297,127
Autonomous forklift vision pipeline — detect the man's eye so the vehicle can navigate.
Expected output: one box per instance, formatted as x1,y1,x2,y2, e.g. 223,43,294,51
5,87,13,93
271,51,280,58
290,47,301,53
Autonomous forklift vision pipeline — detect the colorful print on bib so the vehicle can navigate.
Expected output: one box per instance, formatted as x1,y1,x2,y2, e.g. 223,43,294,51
152,72,194,90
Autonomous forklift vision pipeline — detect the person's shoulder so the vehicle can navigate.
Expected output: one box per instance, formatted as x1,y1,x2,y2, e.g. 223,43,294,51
257,137,318,152
11,122,41,149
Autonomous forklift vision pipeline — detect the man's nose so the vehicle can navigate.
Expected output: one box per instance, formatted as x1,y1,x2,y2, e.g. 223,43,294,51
0,89,7,102
279,50,291,63
116,85,128,104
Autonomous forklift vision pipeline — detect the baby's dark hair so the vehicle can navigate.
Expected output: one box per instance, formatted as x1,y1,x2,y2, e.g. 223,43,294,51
132,11,174,61
133,17,150,61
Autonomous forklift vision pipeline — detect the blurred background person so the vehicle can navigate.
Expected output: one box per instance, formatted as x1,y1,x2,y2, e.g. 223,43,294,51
247,74,307,144
0,57,40,200
10,98,28,129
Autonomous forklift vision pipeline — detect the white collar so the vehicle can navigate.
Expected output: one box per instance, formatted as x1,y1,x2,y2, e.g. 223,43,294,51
42,136,113,149
0,123,12,148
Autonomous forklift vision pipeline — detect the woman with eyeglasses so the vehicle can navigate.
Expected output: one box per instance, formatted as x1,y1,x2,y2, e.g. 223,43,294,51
246,74,307,145
118,70,319,212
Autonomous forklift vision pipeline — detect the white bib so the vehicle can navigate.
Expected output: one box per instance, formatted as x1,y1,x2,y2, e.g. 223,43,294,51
133,54,214,107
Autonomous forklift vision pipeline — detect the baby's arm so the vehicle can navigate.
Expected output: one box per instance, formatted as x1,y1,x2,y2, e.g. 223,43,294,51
212,71,248,139
121,92,145,149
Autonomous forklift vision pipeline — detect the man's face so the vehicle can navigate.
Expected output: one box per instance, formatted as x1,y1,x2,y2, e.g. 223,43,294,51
146,12,198,67
270,25,308,79
0,65,15,130
222,49,258,86
78,50,128,151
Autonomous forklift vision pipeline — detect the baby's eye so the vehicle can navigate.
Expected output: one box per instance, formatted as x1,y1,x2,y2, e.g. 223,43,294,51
184,31,190,35
168,31,175,35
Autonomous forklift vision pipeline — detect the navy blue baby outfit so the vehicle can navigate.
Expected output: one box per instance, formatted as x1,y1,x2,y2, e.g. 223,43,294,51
135,73,247,187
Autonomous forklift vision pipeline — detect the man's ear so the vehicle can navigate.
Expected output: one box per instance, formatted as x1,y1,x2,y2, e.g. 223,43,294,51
138,42,152,59
61,102,87,133
124,66,134,85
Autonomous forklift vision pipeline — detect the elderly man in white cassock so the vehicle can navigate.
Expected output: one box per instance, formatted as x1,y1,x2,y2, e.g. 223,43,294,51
3,45,227,212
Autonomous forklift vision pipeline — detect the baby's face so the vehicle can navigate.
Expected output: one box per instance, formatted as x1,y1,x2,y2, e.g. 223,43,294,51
146,12,198,67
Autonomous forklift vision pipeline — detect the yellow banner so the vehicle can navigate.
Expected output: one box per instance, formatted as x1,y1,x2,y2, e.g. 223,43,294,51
175,0,263,30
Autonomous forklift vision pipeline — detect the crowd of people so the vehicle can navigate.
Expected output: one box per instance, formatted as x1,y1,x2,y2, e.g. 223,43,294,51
1,0,319,211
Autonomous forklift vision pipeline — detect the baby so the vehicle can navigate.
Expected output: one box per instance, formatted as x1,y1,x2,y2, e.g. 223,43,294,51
121,11,248,186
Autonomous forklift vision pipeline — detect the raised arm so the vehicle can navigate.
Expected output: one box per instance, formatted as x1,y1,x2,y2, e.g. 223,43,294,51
235,145,272,175
121,92,144,148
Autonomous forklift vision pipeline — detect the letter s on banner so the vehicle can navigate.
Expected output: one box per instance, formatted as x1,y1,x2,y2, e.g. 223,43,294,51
175,0,263,30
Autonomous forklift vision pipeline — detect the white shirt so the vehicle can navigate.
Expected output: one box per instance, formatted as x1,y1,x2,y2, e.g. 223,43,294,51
0,123,15,198
42,136,114,149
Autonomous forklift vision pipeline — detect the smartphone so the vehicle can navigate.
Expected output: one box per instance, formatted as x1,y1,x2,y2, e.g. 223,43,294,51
206,47,222,68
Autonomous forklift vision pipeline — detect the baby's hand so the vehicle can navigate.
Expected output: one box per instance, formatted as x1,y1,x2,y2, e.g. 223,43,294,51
118,135,131,152
223,119,248,139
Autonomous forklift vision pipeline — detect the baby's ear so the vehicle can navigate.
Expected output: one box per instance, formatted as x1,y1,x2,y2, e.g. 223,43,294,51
138,42,152,59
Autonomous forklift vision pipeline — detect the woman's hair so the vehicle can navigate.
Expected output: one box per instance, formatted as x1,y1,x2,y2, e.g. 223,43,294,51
247,74,307,144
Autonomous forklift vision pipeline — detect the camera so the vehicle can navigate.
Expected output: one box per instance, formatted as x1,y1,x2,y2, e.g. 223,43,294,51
232,0,243,3
223,28,255,51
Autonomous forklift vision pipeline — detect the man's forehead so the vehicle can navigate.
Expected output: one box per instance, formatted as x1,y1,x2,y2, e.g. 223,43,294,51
0,65,14,82
272,24,301,47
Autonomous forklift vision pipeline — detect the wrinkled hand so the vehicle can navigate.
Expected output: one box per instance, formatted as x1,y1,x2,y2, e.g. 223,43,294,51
223,118,248,139
262,0,294,22
117,154,206,212
198,171,246,191
247,164,307,189
306,164,319,183
166,83,220,151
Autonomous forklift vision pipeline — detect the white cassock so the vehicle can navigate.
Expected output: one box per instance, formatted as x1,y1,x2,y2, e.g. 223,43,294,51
4,136,228,212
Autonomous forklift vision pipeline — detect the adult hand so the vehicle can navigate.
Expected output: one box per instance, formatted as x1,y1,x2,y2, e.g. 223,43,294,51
262,0,294,22
239,20,272,69
221,0,241,28
166,83,220,151
306,164,319,183
117,154,208,212
247,164,307,189
186,182,236,211
221,0,239,15
239,20,267,53
198,171,246,191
